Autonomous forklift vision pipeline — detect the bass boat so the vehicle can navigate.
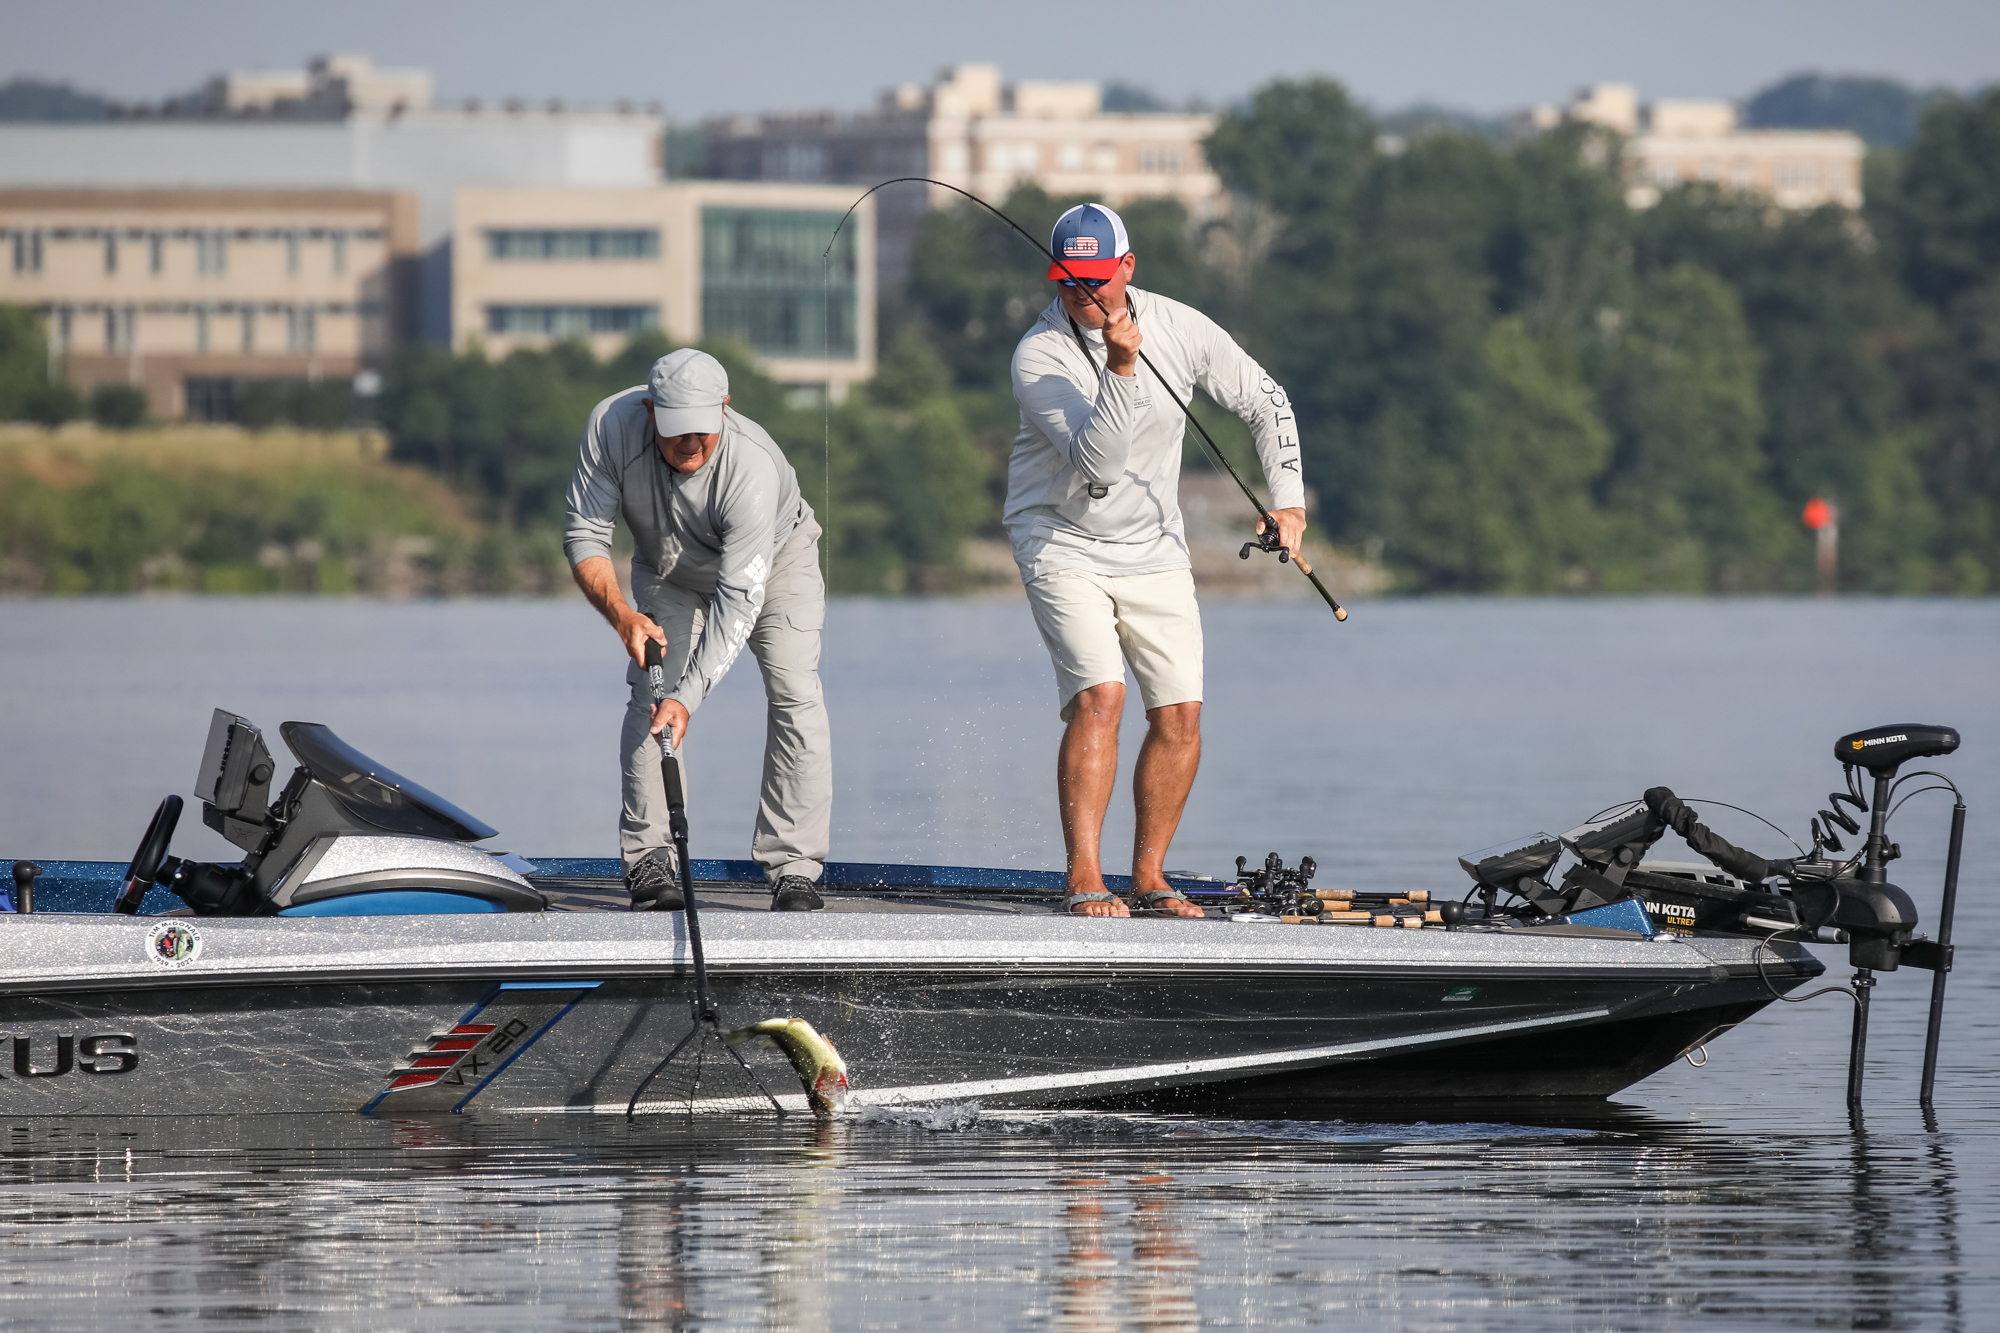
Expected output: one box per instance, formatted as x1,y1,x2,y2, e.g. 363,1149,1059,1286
0,709,1967,1118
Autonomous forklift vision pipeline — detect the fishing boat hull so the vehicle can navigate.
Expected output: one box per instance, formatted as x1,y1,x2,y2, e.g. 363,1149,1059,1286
0,908,1819,1116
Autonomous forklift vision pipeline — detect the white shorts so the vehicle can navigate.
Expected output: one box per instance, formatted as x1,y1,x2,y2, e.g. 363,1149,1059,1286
1024,568,1204,722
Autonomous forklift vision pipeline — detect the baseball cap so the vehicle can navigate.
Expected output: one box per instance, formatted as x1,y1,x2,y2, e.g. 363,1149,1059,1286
648,348,729,437
1046,203,1130,281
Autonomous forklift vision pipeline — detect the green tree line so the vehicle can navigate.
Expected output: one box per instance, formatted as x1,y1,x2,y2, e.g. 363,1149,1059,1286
891,80,2000,593
6,76,1997,596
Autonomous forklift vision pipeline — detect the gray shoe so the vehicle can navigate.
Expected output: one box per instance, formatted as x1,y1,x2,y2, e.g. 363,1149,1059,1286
626,851,685,912
771,875,823,912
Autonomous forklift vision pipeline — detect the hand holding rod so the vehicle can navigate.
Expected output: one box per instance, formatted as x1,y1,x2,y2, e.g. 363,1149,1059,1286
827,177,1346,623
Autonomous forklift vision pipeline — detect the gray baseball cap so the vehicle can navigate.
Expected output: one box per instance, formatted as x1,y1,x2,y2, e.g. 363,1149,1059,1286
648,348,729,437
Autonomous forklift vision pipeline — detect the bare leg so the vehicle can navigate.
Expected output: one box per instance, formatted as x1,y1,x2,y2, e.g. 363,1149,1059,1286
1059,682,1129,917
1131,702,1204,915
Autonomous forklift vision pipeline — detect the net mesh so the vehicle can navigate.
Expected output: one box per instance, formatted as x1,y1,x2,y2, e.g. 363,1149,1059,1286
628,1021,787,1119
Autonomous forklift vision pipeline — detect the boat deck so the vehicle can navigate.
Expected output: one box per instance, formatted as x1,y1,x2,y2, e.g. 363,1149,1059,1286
17,857,1237,918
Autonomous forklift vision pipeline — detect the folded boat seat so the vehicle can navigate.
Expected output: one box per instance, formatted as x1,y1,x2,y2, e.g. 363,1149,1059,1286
270,835,547,915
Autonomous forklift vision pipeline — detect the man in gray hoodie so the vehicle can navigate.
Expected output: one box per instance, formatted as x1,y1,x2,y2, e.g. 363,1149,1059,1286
565,348,829,912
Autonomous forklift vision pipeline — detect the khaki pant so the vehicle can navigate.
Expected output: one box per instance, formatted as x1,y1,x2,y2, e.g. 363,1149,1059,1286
620,517,830,883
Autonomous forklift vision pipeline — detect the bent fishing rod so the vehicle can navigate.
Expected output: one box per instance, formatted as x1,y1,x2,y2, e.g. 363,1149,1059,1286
826,177,1347,623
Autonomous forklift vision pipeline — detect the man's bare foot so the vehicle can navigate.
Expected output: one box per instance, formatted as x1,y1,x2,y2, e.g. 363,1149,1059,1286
1129,879,1205,917
1065,880,1131,918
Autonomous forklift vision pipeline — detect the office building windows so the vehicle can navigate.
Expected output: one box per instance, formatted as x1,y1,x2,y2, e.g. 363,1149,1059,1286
196,232,227,274
1139,146,1183,174
105,306,135,353
701,207,856,360
485,229,661,261
485,304,660,336
1776,159,1819,191
240,308,256,353
286,306,316,352
184,378,235,423
11,230,42,272
193,306,210,353
104,234,118,274
150,233,164,273
286,233,301,275
330,232,347,274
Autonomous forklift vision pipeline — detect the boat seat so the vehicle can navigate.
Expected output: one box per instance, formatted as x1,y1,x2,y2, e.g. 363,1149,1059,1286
280,868,546,914
279,889,515,916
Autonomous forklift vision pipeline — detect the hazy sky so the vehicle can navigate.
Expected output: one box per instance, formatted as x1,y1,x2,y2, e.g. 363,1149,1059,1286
9,0,1997,119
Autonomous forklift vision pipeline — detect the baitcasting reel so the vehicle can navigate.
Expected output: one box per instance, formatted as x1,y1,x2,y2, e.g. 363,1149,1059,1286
1228,852,1319,916
1239,522,1294,564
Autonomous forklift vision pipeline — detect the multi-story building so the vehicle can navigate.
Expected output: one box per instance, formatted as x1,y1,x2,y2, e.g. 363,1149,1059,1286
0,55,664,342
453,182,875,400
0,188,417,418
704,64,1223,286
1523,84,1865,210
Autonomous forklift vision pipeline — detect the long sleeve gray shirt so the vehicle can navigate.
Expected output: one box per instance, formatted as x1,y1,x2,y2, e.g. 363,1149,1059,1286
564,387,807,714
1005,287,1306,580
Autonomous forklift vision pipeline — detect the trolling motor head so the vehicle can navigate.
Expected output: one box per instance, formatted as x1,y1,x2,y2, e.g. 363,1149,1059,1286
1835,724,1960,775
1797,724,1957,971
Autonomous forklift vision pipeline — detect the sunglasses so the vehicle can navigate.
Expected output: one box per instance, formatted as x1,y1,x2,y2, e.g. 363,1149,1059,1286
1057,276,1111,289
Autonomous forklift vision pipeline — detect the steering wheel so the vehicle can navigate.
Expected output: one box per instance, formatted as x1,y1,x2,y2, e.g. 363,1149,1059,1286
115,795,182,915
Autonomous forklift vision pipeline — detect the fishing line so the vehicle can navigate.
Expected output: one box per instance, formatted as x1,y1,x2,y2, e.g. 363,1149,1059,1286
1673,798,1808,858
825,176,1347,622
823,240,832,589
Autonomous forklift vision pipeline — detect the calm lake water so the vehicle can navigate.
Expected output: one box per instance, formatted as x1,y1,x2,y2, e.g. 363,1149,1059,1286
2,594,1996,1330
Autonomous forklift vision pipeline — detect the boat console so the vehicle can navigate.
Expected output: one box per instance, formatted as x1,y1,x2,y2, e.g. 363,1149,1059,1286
114,709,542,918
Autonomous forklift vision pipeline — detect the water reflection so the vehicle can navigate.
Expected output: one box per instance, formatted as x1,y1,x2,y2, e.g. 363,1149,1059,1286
0,1110,1987,1330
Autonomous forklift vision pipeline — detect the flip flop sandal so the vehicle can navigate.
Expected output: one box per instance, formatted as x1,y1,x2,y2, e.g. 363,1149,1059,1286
1062,890,1122,916
1134,887,1198,915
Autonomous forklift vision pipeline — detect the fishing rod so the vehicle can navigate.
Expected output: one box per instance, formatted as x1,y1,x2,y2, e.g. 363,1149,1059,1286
826,177,1347,623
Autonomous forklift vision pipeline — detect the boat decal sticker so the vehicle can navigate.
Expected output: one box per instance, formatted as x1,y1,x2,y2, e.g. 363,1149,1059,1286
1441,986,1480,1002
563,1005,1619,1116
2,1034,136,1078
836,1007,1615,1111
146,922,202,966
362,981,602,1115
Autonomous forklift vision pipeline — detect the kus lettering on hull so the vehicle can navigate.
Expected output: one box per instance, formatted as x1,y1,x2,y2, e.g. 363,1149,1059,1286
362,982,600,1115
2,1034,138,1078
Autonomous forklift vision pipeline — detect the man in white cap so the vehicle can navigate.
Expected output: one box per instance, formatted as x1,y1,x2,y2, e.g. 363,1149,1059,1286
565,348,830,912
1009,203,1309,918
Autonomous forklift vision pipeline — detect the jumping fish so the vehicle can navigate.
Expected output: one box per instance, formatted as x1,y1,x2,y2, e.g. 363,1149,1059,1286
727,1018,850,1118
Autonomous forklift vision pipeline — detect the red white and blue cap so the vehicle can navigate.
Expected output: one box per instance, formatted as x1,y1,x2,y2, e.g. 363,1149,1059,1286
1047,203,1130,280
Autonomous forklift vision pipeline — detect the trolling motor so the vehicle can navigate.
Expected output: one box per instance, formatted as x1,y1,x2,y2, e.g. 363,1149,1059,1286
1623,724,1963,1111
1808,724,1964,1111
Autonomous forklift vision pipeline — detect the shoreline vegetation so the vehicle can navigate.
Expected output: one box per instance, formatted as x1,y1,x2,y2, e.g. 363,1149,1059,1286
3,77,1997,599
